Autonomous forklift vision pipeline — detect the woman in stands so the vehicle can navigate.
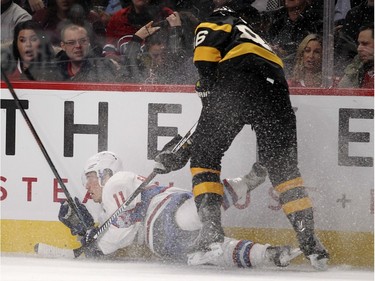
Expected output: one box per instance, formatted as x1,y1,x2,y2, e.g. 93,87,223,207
288,34,324,88
1,20,62,81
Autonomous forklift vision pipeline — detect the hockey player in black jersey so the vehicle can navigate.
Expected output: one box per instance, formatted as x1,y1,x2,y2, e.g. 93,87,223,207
154,0,329,271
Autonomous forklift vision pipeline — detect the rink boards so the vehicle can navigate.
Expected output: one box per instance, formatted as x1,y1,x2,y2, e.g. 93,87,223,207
0,82,373,267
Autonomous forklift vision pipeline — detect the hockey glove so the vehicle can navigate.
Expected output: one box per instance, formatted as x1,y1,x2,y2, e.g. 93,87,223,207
195,79,214,107
154,134,192,174
195,80,211,98
81,227,98,246
58,197,95,236
80,227,104,258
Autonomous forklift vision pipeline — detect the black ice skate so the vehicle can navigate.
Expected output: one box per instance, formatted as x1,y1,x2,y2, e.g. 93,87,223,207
300,235,330,270
190,219,225,252
190,194,225,253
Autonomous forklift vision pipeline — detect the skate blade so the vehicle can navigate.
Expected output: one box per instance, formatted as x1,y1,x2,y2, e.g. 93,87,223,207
187,243,223,266
279,248,303,266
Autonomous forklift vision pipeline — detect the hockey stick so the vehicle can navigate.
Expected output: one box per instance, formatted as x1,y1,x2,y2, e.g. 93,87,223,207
1,68,90,231
70,122,197,258
171,121,197,153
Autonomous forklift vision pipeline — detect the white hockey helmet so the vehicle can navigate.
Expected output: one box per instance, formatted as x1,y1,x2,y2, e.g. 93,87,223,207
82,151,123,187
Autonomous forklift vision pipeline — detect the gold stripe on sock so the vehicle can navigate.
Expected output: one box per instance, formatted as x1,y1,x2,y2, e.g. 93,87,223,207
282,197,313,215
191,167,220,177
193,182,224,197
275,177,304,194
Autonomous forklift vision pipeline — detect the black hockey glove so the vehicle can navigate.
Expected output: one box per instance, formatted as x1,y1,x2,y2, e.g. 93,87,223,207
58,197,95,236
195,80,214,107
154,134,192,174
195,80,211,98
80,227,104,258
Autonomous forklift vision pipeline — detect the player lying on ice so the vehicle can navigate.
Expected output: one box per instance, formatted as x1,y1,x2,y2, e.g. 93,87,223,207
48,150,301,268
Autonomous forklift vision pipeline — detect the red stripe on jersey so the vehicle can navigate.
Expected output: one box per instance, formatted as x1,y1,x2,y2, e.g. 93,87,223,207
145,194,173,246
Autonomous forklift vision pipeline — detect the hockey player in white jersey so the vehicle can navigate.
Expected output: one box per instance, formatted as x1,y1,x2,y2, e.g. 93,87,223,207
56,151,301,267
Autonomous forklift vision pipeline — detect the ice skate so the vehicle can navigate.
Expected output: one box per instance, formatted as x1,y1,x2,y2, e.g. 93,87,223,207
190,193,225,251
189,219,225,253
300,235,329,271
187,243,223,266
243,162,268,191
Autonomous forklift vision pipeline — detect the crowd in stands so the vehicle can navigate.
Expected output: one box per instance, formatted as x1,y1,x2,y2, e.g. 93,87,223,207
1,0,373,88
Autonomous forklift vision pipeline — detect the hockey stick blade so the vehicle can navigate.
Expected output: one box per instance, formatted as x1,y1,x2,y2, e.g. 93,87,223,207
34,243,76,259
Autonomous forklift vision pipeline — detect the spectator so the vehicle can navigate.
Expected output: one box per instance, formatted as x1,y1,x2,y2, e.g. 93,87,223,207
121,20,160,82
122,13,197,84
1,20,63,81
338,24,374,88
236,2,267,36
164,1,202,55
32,0,106,54
334,0,374,75
1,0,32,45
334,0,352,26
103,0,174,57
264,0,323,76
334,0,363,27
14,0,47,14
56,24,120,82
288,34,324,87
104,0,122,14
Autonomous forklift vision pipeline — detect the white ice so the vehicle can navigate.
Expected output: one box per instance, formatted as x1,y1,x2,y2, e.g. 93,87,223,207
1,254,373,281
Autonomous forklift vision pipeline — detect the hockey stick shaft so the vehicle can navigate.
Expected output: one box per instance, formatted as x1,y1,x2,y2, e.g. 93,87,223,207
171,121,197,153
1,69,90,231
73,123,197,258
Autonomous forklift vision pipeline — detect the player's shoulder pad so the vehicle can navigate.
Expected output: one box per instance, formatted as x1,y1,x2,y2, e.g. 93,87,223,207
105,171,142,192
103,171,144,207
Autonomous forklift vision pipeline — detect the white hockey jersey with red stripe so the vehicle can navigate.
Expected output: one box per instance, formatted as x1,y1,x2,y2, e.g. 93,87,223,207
96,170,270,267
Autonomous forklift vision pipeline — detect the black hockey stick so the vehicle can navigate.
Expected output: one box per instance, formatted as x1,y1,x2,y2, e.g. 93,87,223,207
1,68,91,231
71,122,197,258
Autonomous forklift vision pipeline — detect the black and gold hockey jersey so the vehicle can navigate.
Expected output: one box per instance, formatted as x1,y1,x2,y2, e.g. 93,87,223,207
193,7,284,85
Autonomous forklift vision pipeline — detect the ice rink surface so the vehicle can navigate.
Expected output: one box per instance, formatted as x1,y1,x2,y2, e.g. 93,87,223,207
1,254,373,281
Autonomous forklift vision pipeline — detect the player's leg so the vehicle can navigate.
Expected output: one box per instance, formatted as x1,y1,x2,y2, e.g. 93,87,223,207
189,96,244,253
188,237,302,267
253,80,329,270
